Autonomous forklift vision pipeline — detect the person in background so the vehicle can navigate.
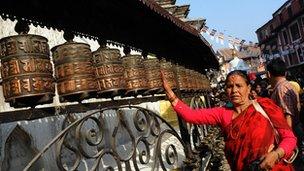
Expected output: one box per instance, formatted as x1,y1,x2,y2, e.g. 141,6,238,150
253,81,270,98
162,69,296,171
267,58,302,134
267,58,304,164
250,88,259,99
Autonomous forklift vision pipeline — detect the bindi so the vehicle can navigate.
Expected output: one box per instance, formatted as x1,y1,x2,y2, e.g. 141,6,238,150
229,75,238,82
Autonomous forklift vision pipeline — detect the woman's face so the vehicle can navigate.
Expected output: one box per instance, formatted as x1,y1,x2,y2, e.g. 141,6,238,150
226,74,251,106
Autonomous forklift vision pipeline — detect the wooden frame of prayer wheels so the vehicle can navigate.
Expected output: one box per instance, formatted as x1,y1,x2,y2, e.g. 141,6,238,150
0,34,55,108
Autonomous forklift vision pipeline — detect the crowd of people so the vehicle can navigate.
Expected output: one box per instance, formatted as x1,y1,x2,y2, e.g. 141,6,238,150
161,57,304,170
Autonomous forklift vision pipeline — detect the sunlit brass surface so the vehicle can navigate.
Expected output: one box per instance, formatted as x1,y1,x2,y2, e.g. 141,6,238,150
143,58,163,95
175,65,188,92
160,60,177,90
122,54,148,96
52,41,97,102
0,34,55,107
92,47,125,98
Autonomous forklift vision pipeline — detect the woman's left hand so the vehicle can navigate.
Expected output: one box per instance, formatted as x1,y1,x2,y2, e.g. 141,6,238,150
259,151,279,170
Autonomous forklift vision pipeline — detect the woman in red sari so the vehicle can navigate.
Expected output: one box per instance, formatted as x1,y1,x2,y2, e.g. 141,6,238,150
162,70,297,171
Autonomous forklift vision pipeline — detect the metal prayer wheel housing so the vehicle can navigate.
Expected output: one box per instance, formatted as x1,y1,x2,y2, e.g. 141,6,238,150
92,47,125,98
190,70,197,92
175,65,187,92
52,41,97,102
0,34,55,108
185,69,194,92
193,71,200,92
196,72,202,92
202,75,211,92
160,60,177,90
122,54,148,96
143,58,162,95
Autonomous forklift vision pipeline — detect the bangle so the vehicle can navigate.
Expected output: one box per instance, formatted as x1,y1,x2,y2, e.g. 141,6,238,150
275,151,281,160
169,96,177,102
168,93,177,102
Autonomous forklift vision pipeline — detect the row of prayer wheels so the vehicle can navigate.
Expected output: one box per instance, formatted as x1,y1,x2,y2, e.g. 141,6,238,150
0,22,210,108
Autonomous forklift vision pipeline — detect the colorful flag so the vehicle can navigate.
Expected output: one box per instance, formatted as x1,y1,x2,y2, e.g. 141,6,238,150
209,29,216,36
240,39,246,45
234,38,241,45
200,25,209,33
228,42,233,48
218,32,225,45
218,32,224,39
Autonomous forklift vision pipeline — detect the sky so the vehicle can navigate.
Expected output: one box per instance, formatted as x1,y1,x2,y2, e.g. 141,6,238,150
176,0,287,50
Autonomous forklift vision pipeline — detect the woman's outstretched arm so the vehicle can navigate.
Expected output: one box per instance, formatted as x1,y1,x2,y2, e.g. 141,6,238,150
161,71,229,126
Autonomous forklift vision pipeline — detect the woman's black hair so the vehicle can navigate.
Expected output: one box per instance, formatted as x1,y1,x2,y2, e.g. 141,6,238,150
225,70,250,85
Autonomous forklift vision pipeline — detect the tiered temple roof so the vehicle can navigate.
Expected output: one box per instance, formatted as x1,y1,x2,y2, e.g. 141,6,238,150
155,0,204,31
154,0,176,6
185,18,206,30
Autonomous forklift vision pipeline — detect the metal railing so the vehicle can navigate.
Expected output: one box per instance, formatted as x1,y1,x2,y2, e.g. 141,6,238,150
23,105,194,171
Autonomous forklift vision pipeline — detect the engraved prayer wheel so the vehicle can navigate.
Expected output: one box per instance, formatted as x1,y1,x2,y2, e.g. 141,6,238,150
190,70,197,92
0,21,55,108
160,60,177,90
51,33,97,102
185,69,194,92
193,71,200,92
92,46,125,98
198,73,204,92
202,74,211,92
122,53,148,97
143,58,162,95
175,65,188,92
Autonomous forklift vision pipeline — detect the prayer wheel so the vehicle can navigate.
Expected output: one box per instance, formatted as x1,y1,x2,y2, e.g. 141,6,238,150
0,21,55,108
175,65,188,92
185,69,194,92
122,50,148,97
193,71,200,92
202,75,211,92
160,60,177,90
143,58,162,95
51,33,97,102
92,45,125,98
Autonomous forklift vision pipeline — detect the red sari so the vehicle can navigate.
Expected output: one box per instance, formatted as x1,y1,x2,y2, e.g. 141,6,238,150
224,98,294,170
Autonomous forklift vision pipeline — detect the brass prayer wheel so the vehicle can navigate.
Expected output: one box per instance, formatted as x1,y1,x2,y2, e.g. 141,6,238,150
0,22,55,108
92,46,125,98
185,69,193,92
52,35,97,102
193,71,200,92
122,54,148,96
185,68,193,92
175,65,188,92
160,60,177,90
202,74,211,92
143,58,162,95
